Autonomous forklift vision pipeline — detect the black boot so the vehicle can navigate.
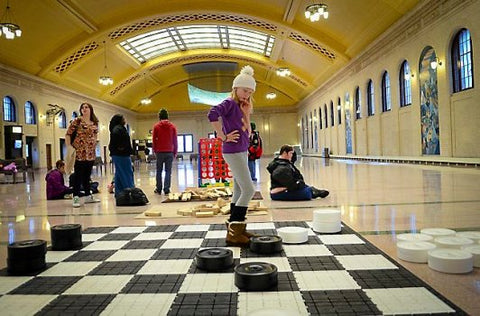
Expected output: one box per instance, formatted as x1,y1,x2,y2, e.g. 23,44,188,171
311,187,329,198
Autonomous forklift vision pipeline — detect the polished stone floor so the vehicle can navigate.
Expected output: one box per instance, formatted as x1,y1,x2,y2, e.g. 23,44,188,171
0,156,479,314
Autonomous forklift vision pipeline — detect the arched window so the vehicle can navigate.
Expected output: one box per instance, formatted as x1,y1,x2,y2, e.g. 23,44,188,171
355,86,361,119
58,111,67,129
367,80,375,116
451,28,473,92
399,60,412,107
330,101,334,127
318,107,322,129
381,71,391,112
3,96,16,122
337,97,342,125
25,101,37,124
324,104,328,128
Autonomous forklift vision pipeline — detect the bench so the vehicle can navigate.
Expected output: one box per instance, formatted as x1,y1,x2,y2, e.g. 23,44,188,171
0,158,29,184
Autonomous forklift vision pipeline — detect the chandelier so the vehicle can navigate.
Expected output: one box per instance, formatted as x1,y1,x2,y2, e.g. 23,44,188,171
276,67,291,77
0,0,22,39
266,92,277,100
99,41,113,85
140,73,151,105
305,3,329,22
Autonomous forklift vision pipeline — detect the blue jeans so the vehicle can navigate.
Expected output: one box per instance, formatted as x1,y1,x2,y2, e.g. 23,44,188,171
270,186,313,201
155,152,174,193
112,155,134,198
248,159,257,180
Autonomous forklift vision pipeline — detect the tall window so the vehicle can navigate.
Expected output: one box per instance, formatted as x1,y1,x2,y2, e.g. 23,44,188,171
399,60,412,107
367,80,375,116
452,28,474,92
355,86,361,119
177,134,193,153
3,96,16,122
330,101,334,126
318,107,322,129
337,97,342,125
381,71,391,112
324,104,328,128
58,111,67,128
25,101,36,124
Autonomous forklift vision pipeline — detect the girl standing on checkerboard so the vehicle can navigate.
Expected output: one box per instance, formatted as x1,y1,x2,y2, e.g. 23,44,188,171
207,65,257,247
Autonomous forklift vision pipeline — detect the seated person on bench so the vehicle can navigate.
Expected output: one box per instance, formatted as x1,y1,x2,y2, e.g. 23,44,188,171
45,160,73,200
267,144,329,201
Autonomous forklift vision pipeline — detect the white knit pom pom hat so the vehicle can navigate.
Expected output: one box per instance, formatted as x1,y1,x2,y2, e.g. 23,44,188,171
232,65,256,91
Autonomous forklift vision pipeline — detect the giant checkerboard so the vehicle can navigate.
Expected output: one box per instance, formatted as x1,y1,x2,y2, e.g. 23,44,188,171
0,221,465,315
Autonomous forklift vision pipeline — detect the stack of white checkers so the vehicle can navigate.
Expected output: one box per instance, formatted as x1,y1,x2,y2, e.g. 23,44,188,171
277,227,309,244
312,208,341,233
396,228,480,273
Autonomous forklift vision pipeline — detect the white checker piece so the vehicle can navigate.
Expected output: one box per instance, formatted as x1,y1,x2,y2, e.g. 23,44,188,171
82,240,130,251
179,273,237,293
46,250,78,263
133,232,173,240
240,257,292,272
282,244,332,257
336,254,398,270
82,233,106,242
38,261,101,277
175,224,210,232
100,293,176,316
0,276,32,294
160,238,204,249
205,230,227,239
137,259,193,275
238,292,309,316
0,295,57,315
293,271,360,291
364,287,455,314
318,234,365,245
111,226,147,234
306,221,344,229
64,275,134,294
248,222,276,230
105,249,157,261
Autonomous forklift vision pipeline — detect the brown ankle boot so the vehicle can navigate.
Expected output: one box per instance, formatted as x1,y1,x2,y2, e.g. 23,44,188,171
226,219,258,239
226,221,250,247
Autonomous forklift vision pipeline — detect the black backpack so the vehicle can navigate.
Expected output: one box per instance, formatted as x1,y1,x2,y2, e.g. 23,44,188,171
116,187,149,206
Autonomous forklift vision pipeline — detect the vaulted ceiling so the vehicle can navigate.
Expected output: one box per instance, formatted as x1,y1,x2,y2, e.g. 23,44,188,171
0,0,421,113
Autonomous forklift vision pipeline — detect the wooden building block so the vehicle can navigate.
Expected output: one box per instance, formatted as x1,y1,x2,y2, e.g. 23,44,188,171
196,211,214,217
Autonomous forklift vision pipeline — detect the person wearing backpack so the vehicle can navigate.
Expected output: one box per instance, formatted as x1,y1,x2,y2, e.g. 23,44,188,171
248,122,262,181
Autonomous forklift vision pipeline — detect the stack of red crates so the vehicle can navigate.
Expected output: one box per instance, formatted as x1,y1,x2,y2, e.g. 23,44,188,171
198,138,232,186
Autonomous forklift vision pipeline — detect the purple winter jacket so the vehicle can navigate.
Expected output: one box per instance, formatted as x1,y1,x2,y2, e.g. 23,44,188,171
45,169,70,200
207,97,249,153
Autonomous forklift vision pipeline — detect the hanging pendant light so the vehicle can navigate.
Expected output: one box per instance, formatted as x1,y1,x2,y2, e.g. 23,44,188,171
0,0,22,39
305,3,329,22
140,72,151,105
99,41,113,85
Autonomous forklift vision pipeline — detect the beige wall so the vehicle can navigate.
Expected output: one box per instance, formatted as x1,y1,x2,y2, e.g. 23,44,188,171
298,0,480,159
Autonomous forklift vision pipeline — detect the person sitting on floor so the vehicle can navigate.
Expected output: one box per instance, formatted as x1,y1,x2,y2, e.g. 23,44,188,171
45,160,73,200
267,144,329,201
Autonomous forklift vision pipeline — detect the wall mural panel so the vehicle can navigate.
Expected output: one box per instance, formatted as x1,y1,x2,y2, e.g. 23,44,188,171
345,93,353,154
419,47,440,155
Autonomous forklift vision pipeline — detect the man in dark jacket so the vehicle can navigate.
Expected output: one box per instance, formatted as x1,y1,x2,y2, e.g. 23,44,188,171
267,144,329,201
109,114,134,198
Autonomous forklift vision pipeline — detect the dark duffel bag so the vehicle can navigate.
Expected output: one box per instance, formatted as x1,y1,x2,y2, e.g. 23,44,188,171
116,187,149,206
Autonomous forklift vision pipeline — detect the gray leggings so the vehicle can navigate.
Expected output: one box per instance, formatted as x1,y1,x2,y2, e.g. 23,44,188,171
223,152,255,207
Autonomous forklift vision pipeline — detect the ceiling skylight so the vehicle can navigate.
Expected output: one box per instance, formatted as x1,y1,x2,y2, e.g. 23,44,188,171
120,25,275,63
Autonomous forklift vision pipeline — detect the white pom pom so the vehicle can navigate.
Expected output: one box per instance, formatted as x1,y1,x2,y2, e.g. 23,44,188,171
240,65,254,76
